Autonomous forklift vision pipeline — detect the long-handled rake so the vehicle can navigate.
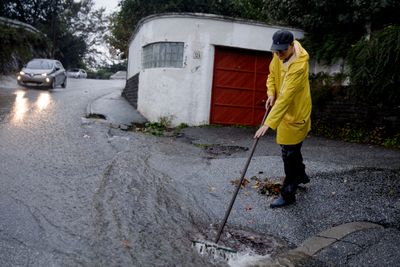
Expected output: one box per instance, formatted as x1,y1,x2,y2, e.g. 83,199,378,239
193,107,271,260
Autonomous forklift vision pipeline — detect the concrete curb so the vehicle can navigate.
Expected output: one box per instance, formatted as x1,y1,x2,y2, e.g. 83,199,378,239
86,91,147,128
293,221,384,256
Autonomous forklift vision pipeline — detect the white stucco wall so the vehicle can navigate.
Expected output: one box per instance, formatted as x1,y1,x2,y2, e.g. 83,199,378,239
309,59,345,75
128,13,304,126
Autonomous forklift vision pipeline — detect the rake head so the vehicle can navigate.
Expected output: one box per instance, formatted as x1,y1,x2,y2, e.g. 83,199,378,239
192,239,237,262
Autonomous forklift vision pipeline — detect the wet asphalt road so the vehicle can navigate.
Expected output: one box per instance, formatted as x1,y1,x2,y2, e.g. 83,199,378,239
0,77,399,267
0,79,130,265
0,79,218,266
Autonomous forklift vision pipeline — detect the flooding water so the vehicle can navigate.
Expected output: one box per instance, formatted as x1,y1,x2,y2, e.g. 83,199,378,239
0,89,16,123
90,132,295,267
0,84,297,266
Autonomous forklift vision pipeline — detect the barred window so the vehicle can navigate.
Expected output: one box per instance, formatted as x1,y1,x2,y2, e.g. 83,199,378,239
142,42,184,69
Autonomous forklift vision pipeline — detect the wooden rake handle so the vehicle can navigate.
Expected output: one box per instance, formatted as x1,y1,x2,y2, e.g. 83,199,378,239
214,107,271,244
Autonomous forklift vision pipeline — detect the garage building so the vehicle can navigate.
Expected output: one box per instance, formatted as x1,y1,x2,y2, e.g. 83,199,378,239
124,13,304,126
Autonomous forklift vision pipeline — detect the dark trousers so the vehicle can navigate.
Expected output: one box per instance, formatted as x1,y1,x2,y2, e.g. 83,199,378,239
280,142,305,198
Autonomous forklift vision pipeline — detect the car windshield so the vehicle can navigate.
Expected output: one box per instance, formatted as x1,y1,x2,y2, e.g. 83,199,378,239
26,60,54,70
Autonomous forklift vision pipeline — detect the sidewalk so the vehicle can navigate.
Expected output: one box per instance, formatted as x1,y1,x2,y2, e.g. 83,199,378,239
290,222,400,266
86,90,147,128
88,91,400,267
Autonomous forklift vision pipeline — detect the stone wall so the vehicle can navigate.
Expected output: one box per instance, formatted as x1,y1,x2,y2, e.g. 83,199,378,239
312,98,400,133
0,17,49,74
122,73,139,109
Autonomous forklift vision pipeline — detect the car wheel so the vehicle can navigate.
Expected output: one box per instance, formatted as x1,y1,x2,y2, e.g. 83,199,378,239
62,77,67,88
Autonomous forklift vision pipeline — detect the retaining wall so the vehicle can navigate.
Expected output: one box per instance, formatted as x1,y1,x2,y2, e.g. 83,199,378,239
312,98,400,132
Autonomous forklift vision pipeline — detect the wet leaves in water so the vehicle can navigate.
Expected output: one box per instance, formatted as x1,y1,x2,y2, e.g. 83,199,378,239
230,176,281,196
258,181,281,196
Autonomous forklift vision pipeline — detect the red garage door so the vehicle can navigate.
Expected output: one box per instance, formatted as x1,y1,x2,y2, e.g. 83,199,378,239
210,46,272,126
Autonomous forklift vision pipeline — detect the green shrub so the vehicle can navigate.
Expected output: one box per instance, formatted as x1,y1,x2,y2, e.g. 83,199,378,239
86,69,113,79
347,25,400,105
0,26,50,73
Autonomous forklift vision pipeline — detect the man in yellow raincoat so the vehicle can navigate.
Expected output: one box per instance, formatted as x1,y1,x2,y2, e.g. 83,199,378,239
255,30,312,208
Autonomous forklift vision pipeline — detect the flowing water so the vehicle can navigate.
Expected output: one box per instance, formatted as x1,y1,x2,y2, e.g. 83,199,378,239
3,80,398,266
0,84,298,266
0,88,16,123
88,131,295,267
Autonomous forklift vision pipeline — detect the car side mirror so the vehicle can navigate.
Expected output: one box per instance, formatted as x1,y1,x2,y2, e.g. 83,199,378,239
55,67,60,71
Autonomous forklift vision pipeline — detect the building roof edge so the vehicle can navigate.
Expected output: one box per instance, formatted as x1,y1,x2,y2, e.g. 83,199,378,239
128,12,304,46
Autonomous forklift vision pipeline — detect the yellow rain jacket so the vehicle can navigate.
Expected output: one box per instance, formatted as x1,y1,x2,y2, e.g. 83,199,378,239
265,40,312,145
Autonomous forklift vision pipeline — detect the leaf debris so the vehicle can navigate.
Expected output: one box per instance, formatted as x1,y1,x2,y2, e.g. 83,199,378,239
230,176,281,196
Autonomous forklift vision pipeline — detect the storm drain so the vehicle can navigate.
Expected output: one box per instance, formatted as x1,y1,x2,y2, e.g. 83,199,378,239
86,113,106,120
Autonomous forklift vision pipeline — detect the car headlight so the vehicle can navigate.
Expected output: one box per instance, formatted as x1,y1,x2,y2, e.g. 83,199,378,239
20,71,25,75
41,73,47,77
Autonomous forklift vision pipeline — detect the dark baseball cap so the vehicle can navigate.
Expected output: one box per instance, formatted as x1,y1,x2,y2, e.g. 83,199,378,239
271,30,294,51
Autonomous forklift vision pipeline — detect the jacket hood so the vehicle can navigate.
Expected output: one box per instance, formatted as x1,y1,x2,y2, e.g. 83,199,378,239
282,40,309,70
293,40,309,63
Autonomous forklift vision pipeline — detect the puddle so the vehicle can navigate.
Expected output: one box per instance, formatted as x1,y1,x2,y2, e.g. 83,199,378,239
197,144,249,156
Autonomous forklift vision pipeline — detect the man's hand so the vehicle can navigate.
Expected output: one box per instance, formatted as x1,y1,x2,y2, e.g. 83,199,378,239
265,96,275,109
254,125,269,138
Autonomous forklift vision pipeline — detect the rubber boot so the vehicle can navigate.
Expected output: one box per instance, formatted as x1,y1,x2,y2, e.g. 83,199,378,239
298,173,310,185
270,183,297,208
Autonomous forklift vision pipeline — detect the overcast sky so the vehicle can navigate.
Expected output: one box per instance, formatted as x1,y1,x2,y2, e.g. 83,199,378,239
93,0,120,13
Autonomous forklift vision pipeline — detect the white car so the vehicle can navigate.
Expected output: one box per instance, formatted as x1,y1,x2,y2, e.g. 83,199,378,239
17,58,67,89
67,68,87,79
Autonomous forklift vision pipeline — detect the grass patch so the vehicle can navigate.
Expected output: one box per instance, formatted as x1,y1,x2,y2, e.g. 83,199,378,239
130,116,188,137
